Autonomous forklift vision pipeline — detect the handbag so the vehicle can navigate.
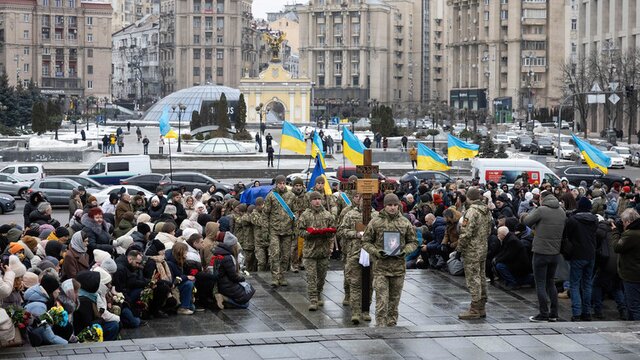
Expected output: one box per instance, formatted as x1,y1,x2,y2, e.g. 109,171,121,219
447,256,464,276
239,281,255,296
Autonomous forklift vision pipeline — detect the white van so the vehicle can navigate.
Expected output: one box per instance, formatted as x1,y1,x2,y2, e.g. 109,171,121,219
0,163,46,181
80,155,152,185
471,158,561,186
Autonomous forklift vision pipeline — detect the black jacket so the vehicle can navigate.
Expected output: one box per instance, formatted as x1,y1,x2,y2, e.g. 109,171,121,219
494,232,531,276
212,244,254,305
564,211,598,260
148,204,165,222
28,209,60,228
113,256,149,301
171,201,188,226
81,215,113,257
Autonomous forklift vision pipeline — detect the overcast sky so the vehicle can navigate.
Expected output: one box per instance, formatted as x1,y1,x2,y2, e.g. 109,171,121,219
253,1,303,20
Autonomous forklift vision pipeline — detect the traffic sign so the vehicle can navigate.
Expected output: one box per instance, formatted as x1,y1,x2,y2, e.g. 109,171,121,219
591,83,602,92
609,93,621,104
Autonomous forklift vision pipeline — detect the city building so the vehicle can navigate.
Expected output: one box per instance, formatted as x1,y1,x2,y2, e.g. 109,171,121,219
158,0,254,96
110,0,159,33
111,14,160,103
298,0,423,119
265,3,303,22
445,0,568,124
421,0,448,105
0,0,113,100
269,11,300,77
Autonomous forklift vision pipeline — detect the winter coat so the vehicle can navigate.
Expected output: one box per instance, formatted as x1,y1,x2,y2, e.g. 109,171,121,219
263,187,296,235
115,200,133,227
28,210,60,228
24,192,45,227
74,295,101,336
612,218,640,282
113,256,148,300
113,219,134,239
494,232,531,276
522,195,566,255
148,204,164,222
0,270,15,301
297,204,335,259
212,243,254,304
81,215,113,256
442,210,462,249
61,248,90,282
563,211,598,260
23,286,53,317
430,217,447,244
457,200,493,259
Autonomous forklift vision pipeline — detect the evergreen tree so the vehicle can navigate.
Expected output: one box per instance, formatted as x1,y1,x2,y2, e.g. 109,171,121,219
496,145,509,158
15,81,36,128
213,93,229,137
236,93,247,133
479,137,496,158
46,100,63,139
0,72,18,129
371,105,396,137
190,110,201,131
31,100,48,135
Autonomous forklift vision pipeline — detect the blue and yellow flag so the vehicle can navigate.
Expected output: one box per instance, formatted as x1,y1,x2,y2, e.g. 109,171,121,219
307,156,332,194
280,121,307,155
159,106,178,139
571,134,611,174
417,143,450,171
342,127,365,165
447,134,479,161
312,131,327,169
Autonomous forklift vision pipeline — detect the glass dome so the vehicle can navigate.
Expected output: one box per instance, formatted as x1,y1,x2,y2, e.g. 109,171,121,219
142,85,241,123
190,138,255,155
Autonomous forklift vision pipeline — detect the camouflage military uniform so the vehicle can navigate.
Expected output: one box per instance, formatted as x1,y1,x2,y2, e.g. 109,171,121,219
297,202,335,308
337,206,377,321
264,186,296,285
290,188,307,271
239,211,255,271
457,198,492,318
305,190,338,216
362,208,418,327
251,207,270,271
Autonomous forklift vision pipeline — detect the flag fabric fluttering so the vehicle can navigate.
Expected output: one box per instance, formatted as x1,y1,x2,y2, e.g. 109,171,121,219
307,156,332,194
312,131,327,169
417,143,450,171
447,134,479,161
342,126,366,165
159,106,178,139
280,121,307,155
571,134,611,174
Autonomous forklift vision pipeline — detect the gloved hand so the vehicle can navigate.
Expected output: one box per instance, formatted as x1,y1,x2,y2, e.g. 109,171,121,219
377,250,387,259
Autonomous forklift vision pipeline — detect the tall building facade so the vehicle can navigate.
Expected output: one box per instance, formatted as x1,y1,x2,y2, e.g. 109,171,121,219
112,14,160,101
446,0,567,123
0,0,112,99
158,0,253,96
298,0,423,116
269,11,300,78
111,0,158,33
421,0,447,103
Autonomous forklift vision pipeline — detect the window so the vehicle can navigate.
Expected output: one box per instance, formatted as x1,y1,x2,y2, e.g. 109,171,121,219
87,49,93,57
23,30,29,39
216,67,223,76
24,47,30,55
87,65,93,74
87,33,93,42
216,17,224,30
216,36,223,44
68,0,75,7
107,162,129,172
193,49,201,59
87,80,93,89
571,18,577,30
205,66,212,79
23,64,29,72
522,56,546,66
352,75,359,86
88,163,105,175
86,17,93,25
43,0,49,5
318,75,324,86
23,14,30,22
193,35,200,44
216,49,223,60
193,17,201,28
205,49,212,59
523,9,547,19
500,10,508,20
55,0,61,6
484,11,489,21
193,67,200,76
335,76,341,86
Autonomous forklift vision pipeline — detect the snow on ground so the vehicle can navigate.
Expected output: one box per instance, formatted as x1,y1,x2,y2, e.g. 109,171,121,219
28,136,89,149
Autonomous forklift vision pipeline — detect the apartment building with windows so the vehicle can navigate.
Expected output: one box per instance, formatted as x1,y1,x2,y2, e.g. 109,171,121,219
111,0,159,33
0,0,112,99
422,0,447,103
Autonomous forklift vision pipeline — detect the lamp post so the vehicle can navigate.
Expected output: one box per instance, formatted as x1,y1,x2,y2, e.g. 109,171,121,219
172,103,186,152
255,103,263,153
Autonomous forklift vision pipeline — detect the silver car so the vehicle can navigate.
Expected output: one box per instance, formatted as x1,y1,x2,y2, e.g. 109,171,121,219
27,178,84,206
0,174,33,199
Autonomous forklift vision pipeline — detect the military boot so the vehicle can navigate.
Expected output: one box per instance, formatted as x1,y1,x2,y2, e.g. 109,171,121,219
362,312,371,322
458,302,482,320
317,299,324,307
308,301,318,311
478,301,487,318
342,295,350,306
351,312,361,325
279,277,288,286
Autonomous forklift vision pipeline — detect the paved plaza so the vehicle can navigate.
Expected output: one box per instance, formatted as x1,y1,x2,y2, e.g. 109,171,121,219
2,265,639,359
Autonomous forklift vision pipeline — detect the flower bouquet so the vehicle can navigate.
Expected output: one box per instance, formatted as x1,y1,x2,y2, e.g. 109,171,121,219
110,292,125,316
5,306,31,330
77,324,104,343
39,305,68,328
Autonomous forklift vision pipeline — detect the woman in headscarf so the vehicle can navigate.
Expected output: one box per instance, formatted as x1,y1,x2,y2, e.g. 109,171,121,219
61,230,90,281
68,189,83,220
23,274,68,345
74,271,119,341
212,233,255,308
148,196,164,222
53,278,80,342
183,195,196,219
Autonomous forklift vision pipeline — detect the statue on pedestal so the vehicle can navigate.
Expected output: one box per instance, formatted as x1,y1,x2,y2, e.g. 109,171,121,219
263,30,286,63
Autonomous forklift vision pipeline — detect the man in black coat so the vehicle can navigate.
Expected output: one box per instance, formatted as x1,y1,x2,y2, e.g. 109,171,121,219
493,193,515,220
113,250,149,306
168,191,188,226
494,226,533,289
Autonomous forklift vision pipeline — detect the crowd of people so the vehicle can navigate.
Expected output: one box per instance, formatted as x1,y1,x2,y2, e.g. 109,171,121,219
1,170,639,347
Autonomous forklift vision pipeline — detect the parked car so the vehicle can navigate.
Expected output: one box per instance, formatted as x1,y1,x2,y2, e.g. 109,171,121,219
119,173,165,192
92,185,153,205
530,138,554,155
505,132,519,144
553,120,571,129
0,174,33,199
452,123,467,134
555,143,575,160
602,151,626,168
0,163,46,182
286,167,337,184
48,175,105,192
26,178,84,206
399,171,452,192
514,135,533,152
0,193,16,214
158,172,234,194
611,146,632,163
554,165,626,188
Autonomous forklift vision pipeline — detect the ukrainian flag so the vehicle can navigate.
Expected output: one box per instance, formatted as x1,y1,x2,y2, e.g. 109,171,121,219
417,143,450,171
312,130,327,169
571,134,611,174
342,127,365,165
159,106,178,139
280,121,307,155
307,156,332,194
447,134,479,161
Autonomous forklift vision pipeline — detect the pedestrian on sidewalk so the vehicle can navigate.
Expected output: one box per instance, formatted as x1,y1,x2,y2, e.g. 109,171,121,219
409,145,417,169
327,135,334,155
401,135,408,152
136,126,142,142
109,134,117,154
267,145,274,167
80,129,86,141
158,136,165,155
142,135,149,155
266,133,273,148
117,133,125,153
101,135,108,154
382,137,388,152
375,132,382,148
364,136,372,148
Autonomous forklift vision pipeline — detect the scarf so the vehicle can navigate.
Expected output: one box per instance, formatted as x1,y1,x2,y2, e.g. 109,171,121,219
70,231,87,253
79,289,98,303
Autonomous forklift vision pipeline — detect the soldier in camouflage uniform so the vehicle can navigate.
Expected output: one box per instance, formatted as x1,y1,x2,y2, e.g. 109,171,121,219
242,205,256,271
305,176,338,215
264,175,296,287
335,175,359,306
289,177,308,272
297,191,336,310
337,192,377,323
362,193,418,327
251,197,270,272
456,187,493,320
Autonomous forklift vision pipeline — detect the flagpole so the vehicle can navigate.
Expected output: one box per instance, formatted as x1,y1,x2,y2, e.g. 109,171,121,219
276,144,282,171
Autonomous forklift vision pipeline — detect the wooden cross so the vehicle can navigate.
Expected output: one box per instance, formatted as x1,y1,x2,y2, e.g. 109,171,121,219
355,149,376,313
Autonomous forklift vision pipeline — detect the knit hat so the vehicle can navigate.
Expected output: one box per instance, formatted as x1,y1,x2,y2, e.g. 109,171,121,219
164,204,177,215
93,267,112,286
122,211,135,222
88,207,103,218
150,239,165,252
309,191,323,201
181,228,198,241
577,197,593,212
38,224,54,240
100,258,117,274
314,176,325,185
137,222,151,235
93,249,111,265
22,272,39,289
8,242,24,255
150,195,160,204
432,193,443,205
623,186,632,193
466,187,481,201
223,232,238,247
87,195,97,203
218,216,231,232
54,227,70,239
21,236,39,251
6,229,22,243
531,188,540,195
383,193,400,206
524,192,533,201
76,270,100,293
254,197,264,206
197,214,213,227
274,175,286,184
115,235,134,249
40,274,60,296
36,260,56,272
137,213,151,224
0,225,12,234
8,255,26,278
497,193,510,203
292,177,304,186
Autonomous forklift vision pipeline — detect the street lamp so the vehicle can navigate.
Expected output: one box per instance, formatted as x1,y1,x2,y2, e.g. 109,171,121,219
255,103,263,152
172,103,186,152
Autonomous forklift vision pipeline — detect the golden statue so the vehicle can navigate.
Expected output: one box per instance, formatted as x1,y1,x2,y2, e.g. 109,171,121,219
263,30,286,63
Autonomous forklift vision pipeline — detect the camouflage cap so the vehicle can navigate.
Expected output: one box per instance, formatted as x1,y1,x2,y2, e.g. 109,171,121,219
315,176,326,185
466,187,481,201
309,191,323,200
292,177,304,186
275,175,286,184
383,193,400,206
236,203,247,212
255,197,264,206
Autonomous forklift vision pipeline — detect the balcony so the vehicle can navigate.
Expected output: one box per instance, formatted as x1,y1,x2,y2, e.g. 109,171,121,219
522,33,546,41
522,18,546,26
41,76,82,89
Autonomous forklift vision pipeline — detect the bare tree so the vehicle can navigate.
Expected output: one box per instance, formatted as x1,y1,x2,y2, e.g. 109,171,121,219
560,53,595,138
590,48,623,131
617,48,640,144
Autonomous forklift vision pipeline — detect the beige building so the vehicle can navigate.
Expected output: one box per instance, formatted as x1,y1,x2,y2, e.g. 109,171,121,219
446,0,568,123
421,0,447,103
158,0,253,96
298,0,423,118
111,0,158,33
269,13,300,55
0,0,113,99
